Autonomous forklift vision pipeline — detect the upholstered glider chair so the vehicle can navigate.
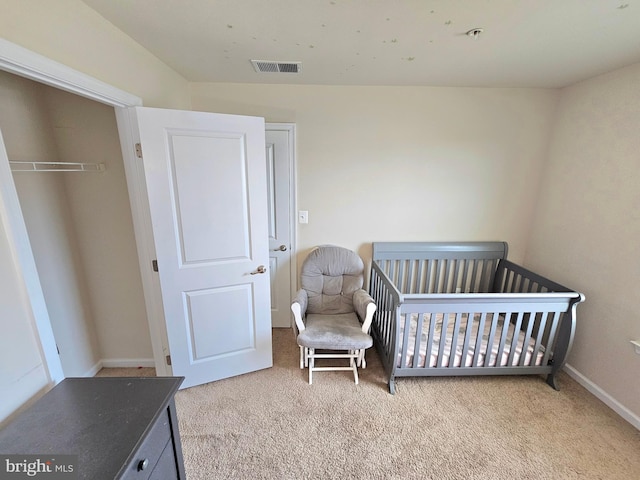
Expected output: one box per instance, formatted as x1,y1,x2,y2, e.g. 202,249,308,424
291,245,377,384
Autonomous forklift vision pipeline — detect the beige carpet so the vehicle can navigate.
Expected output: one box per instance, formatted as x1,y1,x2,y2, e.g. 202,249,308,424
98,329,640,479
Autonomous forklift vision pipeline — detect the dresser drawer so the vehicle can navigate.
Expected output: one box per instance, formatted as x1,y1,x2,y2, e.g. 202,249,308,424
148,440,179,480
122,408,172,480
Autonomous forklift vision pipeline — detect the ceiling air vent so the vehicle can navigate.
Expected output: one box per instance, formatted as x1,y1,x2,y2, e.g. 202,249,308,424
251,60,302,74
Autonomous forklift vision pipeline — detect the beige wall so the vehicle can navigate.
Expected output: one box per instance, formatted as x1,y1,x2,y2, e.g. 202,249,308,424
0,0,191,109
43,86,153,362
525,62,640,419
190,83,559,264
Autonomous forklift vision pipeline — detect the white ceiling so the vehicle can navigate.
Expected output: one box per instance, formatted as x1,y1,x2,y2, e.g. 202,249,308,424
81,0,640,88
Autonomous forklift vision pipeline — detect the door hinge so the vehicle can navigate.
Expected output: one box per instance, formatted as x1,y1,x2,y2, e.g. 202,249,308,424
152,259,158,272
135,143,143,159
165,354,172,366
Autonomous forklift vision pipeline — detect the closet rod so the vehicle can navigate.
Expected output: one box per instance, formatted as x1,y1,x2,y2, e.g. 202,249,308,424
9,161,105,172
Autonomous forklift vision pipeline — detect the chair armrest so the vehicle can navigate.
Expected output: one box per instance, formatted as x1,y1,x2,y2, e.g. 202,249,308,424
291,289,308,333
353,289,377,334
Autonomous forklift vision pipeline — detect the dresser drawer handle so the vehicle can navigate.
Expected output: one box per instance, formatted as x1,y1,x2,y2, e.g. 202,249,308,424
137,458,149,471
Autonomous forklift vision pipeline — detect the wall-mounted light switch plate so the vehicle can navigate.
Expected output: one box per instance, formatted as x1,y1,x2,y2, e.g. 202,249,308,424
298,210,309,224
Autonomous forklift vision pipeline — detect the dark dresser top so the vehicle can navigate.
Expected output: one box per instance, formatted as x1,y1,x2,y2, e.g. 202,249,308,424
0,377,184,479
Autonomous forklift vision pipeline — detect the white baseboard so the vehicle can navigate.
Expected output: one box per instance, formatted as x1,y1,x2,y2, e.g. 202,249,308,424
82,360,103,378
564,363,640,431
101,358,156,368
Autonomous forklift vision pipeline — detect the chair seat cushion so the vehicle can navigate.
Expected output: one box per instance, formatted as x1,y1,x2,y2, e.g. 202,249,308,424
297,313,373,350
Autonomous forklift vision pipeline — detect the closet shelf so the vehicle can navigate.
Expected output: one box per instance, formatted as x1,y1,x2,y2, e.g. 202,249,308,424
9,161,105,172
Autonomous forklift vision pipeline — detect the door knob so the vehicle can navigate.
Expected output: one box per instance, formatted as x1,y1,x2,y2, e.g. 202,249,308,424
274,245,287,251
251,265,267,275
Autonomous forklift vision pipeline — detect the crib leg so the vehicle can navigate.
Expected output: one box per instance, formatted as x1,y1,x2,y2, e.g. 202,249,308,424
388,377,396,395
546,373,560,391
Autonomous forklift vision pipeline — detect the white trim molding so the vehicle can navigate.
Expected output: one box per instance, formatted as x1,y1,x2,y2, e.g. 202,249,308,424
101,358,156,369
0,38,142,107
265,123,298,308
83,358,155,378
564,364,640,431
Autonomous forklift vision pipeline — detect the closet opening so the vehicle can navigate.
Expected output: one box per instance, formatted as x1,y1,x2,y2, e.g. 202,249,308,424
0,70,154,378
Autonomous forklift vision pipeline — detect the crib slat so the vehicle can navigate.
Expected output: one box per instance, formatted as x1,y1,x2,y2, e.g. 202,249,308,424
425,313,437,368
459,259,469,293
449,312,463,367
443,259,451,293
523,277,533,293
436,312,450,367
519,311,537,366
450,259,458,292
470,259,480,292
401,313,412,368
472,312,488,367
384,294,393,350
511,272,520,293
493,263,507,292
415,259,424,294
532,312,553,366
542,312,560,367
505,269,514,293
398,260,406,293
480,260,491,291
460,312,475,368
388,260,396,287
496,312,513,366
507,312,525,366
484,312,500,367
434,260,443,293
426,260,433,292
412,314,425,368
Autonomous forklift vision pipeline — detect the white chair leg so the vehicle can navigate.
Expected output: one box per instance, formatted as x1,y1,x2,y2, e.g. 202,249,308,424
360,349,367,368
352,358,359,384
308,348,314,385
299,346,304,369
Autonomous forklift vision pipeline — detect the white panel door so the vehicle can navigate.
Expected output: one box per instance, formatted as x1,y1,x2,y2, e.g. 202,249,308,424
265,128,293,328
133,106,272,389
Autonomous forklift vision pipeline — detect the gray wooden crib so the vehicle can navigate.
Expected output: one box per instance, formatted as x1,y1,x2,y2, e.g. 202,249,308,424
369,242,585,394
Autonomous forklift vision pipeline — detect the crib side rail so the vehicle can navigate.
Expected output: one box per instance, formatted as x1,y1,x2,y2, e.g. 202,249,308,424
369,261,402,379
395,292,582,383
493,259,574,294
372,241,508,295
492,259,585,379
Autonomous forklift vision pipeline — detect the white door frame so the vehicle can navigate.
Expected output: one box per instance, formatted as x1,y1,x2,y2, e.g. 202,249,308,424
265,122,297,327
0,39,298,381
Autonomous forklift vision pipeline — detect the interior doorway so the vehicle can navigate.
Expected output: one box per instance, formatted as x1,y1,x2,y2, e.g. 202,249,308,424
266,124,296,328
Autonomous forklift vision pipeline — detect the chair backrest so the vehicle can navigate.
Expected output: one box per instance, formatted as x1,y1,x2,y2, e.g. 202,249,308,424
300,245,364,315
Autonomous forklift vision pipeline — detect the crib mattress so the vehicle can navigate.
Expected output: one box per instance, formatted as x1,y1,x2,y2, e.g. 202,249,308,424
398,313,545,369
